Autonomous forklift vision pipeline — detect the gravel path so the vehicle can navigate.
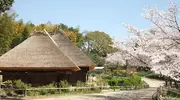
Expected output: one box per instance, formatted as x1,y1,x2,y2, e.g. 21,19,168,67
32,88,156,100
142,77,165,87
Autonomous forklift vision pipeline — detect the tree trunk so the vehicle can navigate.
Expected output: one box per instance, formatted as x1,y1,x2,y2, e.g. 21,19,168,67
170,79,172,87
175,81,177,88
164,76,168,86
125,60,128,77
165,80,168,86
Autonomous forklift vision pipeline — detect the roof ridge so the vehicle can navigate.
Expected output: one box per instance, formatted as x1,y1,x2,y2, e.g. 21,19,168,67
56,29,96,69
44,29,81,71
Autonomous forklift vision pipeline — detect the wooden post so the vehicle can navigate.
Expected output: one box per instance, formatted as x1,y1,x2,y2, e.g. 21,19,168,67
24,89,27,97
0,82,1,100
59,88,61,94
86,73,88,82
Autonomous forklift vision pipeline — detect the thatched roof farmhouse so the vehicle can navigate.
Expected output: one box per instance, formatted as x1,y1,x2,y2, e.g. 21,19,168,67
0,30,95,86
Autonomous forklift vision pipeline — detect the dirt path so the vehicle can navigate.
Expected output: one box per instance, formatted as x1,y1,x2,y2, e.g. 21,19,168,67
32,88,156,100
142,77,165,87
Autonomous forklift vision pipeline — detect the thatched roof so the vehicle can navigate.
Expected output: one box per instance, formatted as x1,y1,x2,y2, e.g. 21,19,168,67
52,30,95,70
0,32,80,71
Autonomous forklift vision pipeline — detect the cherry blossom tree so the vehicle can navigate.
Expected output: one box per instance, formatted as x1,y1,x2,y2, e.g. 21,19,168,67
106,1,180,81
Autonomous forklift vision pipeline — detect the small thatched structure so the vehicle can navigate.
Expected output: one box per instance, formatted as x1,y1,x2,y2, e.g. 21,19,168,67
0,31,95,86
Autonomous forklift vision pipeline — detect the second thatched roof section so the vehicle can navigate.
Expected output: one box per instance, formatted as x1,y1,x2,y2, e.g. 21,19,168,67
52,30,95,70
0,32,80,71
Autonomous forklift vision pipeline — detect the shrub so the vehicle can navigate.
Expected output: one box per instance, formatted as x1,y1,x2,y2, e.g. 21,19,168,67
112,69,127,77
98,78,108,86
2,79,103,96
13,80,31,89
60,80,70,93
12,80,32,94
108,79,119,86
46,82,58,94
164,96,174,100
0,89,7,97
37,82,58,95
123,78,132,86
3,80,31,95
60,80,69,88
76,81,86,87
107,75,146,88
167,91,180,98
27,91,40,96
146,73,164,80
3,80,13,88
90,87,101,93
128,75,141,86
39,89,48,95
137,71,152,77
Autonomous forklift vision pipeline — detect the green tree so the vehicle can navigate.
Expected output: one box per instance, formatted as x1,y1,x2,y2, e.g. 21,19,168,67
0,13,16,55
10,21,34,48
35,22,57,33
0,0,14,13
85,31,114,57
88,53,105,66
21,23,33,41
83,31,115,66
10,19,24,48
59,23,84,47
59,23,68,30
35,24,47,31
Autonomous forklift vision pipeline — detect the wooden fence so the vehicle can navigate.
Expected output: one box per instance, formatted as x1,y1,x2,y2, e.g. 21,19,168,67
1,86,144,97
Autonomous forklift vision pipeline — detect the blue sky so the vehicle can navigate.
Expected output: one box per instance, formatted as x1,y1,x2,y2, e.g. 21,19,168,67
13,0,180,41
